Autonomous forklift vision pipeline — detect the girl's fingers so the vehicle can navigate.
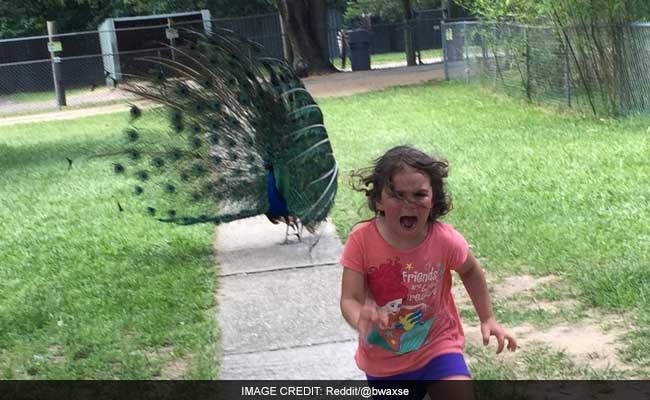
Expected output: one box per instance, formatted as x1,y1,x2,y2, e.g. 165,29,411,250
481,325,490,345
506,334,518,351
495,333,505,354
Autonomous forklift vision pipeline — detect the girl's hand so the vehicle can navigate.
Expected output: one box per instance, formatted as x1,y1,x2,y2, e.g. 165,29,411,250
480,317,517,354
357,298,389,342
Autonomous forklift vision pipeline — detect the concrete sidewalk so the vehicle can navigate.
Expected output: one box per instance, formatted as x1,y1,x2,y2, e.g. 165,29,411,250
215,216,365,379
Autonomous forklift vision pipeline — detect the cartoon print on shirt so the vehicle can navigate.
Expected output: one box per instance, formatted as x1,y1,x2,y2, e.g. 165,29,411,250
366,257,443,354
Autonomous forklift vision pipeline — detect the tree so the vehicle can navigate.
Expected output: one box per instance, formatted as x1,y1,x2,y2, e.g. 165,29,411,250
402,0,416,66
276,0,336,77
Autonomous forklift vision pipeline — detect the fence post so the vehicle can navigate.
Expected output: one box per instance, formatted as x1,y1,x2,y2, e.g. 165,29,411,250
615,24,624,115
563,39,572,108
47,21,66,108
464,22,470,84
525,26,531,101
442,22,449,80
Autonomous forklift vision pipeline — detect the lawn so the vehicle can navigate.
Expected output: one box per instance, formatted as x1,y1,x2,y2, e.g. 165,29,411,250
1,80,648,379
320,81,650,377
333,48,443,70
0,114,218,379
7,87,97,104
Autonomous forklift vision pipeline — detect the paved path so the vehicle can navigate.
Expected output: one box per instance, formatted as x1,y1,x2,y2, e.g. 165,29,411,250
0,63,445,127
215,216,364,379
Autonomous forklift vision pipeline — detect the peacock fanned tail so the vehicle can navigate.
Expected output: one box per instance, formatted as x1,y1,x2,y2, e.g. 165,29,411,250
110,28,337,231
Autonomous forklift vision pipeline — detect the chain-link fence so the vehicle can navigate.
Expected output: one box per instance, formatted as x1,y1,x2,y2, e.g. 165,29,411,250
443,20,650,116
0,12,284,116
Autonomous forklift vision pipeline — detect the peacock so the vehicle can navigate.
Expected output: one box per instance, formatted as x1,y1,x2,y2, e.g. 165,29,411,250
109,28,338,242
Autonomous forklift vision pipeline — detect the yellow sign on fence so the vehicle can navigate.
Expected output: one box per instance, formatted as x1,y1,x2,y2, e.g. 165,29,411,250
47,41,62,53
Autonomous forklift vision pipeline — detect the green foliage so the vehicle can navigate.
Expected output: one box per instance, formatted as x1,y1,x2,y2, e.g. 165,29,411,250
457,0,650,23
344,0,442,24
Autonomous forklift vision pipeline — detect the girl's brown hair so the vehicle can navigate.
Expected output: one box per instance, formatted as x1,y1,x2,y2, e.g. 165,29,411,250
350,145,452,222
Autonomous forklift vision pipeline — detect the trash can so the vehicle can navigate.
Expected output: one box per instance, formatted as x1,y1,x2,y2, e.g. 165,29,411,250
347,29,371,71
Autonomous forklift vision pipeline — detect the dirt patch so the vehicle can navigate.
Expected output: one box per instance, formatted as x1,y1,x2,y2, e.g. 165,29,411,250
145,346,192,379
47,345,66,365
453,273,560,308
456,273,633,372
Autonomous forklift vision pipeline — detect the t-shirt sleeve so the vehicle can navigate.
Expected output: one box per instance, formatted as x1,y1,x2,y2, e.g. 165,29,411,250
443,224,469,270
339,228,365,274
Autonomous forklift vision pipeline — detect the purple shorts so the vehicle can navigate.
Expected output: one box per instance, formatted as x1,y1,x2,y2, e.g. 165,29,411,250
366,353,471,400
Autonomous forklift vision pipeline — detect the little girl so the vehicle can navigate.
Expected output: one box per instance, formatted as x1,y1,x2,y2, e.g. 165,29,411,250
340,145,516,399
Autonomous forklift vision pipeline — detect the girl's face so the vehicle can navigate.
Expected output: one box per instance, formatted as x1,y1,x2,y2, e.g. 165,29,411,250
376,166,433,241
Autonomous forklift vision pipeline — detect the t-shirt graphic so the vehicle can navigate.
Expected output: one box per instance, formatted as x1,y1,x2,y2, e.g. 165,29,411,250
367,256,444,354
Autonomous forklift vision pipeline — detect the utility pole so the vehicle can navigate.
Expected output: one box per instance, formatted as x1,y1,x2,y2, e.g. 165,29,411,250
47,21,66,108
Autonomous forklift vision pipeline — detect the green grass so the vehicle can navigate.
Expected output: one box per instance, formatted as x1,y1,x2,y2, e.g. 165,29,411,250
320,81,650,373
333,48,442,70
3,79,650,379
0,113,218,378
7,87,97,104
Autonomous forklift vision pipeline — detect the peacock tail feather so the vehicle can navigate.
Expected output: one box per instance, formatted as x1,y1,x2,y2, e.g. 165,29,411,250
110,28,337,230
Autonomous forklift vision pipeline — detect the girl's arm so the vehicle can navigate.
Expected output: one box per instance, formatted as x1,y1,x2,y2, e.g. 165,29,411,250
340,268,388,337
456,252,517,353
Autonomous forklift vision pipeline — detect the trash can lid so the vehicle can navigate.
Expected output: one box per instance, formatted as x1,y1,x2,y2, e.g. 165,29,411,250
347,29,370,43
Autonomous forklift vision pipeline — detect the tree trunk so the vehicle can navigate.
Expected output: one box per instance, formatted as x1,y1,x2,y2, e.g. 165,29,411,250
402,0,416,66
276,0,336,77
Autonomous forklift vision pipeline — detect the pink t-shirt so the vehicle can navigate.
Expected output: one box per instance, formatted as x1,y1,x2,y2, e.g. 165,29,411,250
340,219,469,377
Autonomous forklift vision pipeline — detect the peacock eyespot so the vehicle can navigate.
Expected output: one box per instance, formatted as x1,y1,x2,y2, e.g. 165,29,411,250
146,207,156,216
212,156,221,165
165,183,176,193
176,85,189,96
129,149,141,160
130,105,141,119
171,111,183,122
113,163,125,174
195,103,205,113
202,79,212,88
169,149,183,161
152,158,164,168
191,163,206,176
134,186,144,195
198,214,208,222
174,123,184,133
126,129,139,142
209,132,219,145
192,125,201,134
191,192,202,202
167,209,177,218
180,172,190,182
211,101,221,111
136,170,149,181
191,137,202,149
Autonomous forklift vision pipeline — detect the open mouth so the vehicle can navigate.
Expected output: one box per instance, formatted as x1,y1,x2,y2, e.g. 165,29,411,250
400,216,418,230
